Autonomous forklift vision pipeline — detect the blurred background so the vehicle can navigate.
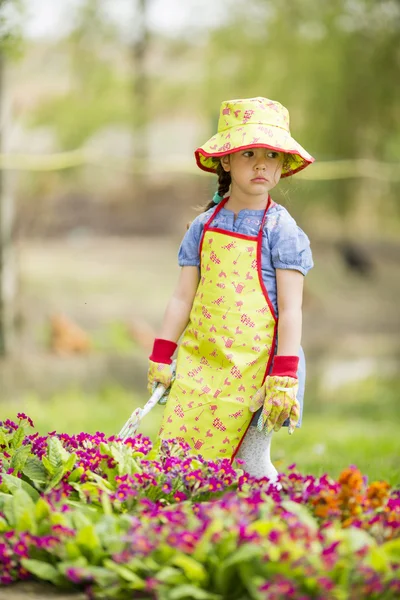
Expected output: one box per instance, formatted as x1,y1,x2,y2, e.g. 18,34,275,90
0,0,399,483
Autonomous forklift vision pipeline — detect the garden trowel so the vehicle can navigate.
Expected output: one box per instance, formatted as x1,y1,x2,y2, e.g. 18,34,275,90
118,360,176,440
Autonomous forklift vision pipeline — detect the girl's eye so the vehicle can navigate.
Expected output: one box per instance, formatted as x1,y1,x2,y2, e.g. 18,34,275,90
243,151,254,157
267,151,280,159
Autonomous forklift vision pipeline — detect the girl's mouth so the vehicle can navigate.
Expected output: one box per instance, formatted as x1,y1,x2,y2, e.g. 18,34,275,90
251,177,268,182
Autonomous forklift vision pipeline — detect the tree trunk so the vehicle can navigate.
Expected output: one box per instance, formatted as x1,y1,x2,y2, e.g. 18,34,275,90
132,0,149,166
0,51,15,356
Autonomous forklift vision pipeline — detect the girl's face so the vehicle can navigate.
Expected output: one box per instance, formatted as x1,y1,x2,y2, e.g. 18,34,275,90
221,147,283,197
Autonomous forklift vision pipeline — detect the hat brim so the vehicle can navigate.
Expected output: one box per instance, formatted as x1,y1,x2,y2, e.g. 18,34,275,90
194,123,314,178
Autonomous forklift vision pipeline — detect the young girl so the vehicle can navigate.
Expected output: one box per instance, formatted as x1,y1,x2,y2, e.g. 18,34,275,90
148,97,314,481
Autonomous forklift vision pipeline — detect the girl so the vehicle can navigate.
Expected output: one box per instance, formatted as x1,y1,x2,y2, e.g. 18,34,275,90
147,97,314,481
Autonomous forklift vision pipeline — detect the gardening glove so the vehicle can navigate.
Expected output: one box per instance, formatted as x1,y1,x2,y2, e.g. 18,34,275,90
147,338,177,402
249,356,300,435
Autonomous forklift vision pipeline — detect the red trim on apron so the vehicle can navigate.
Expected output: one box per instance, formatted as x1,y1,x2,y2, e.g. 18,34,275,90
199,196,279,463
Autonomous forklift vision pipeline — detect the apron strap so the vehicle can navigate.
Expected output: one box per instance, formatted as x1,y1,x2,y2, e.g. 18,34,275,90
204,196,229,230
205,195,275,234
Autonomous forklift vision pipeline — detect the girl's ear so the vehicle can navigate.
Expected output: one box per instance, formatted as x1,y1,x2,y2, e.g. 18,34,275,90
220,155,231,172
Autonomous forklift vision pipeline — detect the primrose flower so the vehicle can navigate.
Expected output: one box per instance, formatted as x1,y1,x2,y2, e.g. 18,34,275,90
13,541,28,557
162,481,172,493
65,567,94,584
16,413,35,427
173,491,187,502
207,477,224,492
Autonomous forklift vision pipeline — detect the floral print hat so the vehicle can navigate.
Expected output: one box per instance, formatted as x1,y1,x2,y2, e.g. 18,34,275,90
195,96,314,178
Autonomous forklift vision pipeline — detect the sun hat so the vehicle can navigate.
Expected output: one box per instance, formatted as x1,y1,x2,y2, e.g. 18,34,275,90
195,97,314,178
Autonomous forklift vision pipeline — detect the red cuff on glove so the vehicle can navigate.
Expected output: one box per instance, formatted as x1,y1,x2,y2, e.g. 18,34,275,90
271,355,299,379
149,338,177,365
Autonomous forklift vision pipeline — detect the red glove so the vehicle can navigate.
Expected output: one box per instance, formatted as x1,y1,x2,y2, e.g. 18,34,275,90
149,338,177,365
147,338,177,393
271,355,299,379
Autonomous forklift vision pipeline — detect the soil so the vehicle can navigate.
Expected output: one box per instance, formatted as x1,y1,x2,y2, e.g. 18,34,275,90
0,582,85,599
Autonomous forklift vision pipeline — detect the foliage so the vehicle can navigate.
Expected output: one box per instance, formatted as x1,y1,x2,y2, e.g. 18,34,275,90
29,0,132,150
0,0,24,56
203,0,400,215
0,414,399,598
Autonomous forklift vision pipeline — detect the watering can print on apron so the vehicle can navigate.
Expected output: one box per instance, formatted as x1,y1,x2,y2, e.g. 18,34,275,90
159,196,277,461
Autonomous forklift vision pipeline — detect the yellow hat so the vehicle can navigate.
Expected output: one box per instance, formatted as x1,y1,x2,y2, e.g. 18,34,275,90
195,97,314,177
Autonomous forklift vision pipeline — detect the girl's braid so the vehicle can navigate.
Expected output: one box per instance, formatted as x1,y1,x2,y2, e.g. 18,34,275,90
203,161,231,212
216,162,231,197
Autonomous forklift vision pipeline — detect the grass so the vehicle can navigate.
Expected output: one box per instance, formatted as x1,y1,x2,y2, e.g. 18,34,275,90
3,375,399,487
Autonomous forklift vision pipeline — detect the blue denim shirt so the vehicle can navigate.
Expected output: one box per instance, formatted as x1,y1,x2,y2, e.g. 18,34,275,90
178,201,314,428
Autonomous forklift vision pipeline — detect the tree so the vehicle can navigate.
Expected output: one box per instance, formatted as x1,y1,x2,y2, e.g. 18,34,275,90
203,0,400,219
0,0,23,356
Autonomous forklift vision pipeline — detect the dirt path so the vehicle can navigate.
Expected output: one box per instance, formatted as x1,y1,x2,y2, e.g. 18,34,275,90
0,582,85,599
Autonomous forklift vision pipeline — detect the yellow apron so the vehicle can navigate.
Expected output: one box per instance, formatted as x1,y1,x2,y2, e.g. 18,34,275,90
159,197,277,461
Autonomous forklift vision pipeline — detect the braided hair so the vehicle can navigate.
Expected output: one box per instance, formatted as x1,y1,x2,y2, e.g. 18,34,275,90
203,161,232,212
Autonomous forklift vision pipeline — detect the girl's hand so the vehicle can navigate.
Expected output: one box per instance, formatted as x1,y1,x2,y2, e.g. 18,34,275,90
147,338,177,395
249,375,300,435
147,360,174,394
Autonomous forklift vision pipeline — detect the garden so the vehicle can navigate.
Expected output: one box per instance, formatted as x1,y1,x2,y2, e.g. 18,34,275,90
1,413,399,599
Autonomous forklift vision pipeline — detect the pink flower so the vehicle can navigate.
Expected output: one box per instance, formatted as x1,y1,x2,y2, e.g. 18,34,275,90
17,413,34,427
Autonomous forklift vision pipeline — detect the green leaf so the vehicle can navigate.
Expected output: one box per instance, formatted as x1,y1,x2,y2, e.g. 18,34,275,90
64,541,83,561
23,456,48,485
341,527,374,552
281,500,318,531
103,559,145,587
45,466,66,492
88,472,114,491
99,442,111,456
34,497,52,522
171,554,208,584
101,490,113,517
220,544,263,569
381,538,400,560
10,426,25,449
0,428,9,447
47,437,65,471
64,452,77,473
21,558,59,583
1,473,39,502
78,565,118,587
168,585,222,600
110,445,125,474
155,566,185,585
10,445,31,472
2,495,14,526
76,524,101,552
68,466,84,482
12,488,36,531
238,562,264,600
0,516,7,532
42,455,56,476
367,546,390,573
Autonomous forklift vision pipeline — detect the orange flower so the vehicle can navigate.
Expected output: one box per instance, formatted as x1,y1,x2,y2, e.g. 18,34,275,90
312,490,340,518
338,467,364,493
366,481,390,508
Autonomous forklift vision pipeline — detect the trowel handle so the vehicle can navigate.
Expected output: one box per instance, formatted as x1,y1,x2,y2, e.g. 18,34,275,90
141,384,167,418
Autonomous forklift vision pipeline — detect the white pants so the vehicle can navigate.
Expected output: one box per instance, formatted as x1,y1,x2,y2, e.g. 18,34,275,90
236,427,278,483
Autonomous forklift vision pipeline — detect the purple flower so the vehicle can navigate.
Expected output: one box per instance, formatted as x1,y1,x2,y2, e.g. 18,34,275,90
16,413,34,428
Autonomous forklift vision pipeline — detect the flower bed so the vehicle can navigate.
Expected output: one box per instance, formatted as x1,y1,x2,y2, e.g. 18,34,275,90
1,414,399,599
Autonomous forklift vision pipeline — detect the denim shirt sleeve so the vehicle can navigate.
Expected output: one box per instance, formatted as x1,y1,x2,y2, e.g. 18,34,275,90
268,207,314,275
178,212,209,267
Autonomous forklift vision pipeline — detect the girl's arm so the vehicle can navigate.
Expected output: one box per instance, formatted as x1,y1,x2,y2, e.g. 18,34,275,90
158,266,200,343
275,269,304,356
